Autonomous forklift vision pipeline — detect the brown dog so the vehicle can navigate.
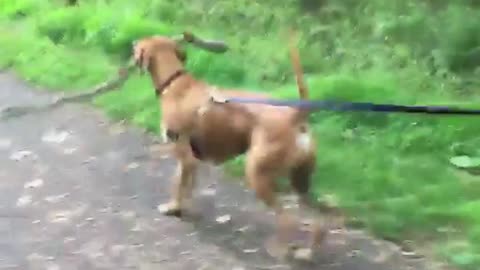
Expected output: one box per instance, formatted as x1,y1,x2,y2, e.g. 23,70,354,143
132,32,322,260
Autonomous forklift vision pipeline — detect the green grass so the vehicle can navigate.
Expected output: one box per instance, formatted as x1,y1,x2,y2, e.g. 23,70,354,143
2,0,480,268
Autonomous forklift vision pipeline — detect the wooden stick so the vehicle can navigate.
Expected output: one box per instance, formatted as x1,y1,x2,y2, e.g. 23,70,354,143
182,32,229,53
1,62,136,120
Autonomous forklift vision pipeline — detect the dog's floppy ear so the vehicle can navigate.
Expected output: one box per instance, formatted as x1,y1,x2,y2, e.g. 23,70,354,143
175,46,187,63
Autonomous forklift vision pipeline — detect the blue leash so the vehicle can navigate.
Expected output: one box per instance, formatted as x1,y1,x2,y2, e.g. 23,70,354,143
224,97,480,115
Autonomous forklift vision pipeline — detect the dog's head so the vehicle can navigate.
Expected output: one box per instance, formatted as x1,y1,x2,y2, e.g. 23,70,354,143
132,32,229,73
132,36,185,73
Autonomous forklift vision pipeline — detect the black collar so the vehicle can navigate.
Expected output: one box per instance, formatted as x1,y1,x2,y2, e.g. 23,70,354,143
155,70,186,96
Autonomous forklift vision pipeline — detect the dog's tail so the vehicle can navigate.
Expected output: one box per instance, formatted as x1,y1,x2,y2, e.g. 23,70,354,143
288,29,310,124
288,29,309,100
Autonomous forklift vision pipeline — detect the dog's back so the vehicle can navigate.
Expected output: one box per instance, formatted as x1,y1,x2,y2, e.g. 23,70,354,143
189,29,313,165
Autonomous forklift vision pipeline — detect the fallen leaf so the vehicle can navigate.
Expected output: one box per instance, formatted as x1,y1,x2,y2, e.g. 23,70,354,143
9,150,36,161
450,155,480,169
215,214,232,224
42,130,69,143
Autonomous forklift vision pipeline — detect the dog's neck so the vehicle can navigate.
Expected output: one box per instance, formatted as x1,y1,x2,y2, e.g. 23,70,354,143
154,70,185,96
149,53,187,96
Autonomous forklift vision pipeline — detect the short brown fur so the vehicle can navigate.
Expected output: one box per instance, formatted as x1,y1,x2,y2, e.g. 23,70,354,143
133,33,322,259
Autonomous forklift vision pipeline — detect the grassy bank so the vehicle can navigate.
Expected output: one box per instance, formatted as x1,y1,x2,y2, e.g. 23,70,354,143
2,0,480,268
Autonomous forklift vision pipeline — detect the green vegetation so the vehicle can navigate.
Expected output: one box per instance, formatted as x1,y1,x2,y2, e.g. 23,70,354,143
1,0,480,268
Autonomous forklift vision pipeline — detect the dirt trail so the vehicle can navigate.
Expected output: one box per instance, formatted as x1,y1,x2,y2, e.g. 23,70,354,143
0,72,434,269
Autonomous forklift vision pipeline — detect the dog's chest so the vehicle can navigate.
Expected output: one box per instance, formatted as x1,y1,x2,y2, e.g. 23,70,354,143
160,98,201,133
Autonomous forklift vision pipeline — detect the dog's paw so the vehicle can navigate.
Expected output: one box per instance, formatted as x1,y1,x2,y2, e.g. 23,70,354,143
157,202,182,217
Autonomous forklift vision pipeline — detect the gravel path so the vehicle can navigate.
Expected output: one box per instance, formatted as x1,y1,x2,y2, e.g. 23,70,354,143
0,72,434,270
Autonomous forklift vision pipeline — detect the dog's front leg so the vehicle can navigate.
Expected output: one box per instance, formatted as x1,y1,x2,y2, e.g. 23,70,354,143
158,141,198,217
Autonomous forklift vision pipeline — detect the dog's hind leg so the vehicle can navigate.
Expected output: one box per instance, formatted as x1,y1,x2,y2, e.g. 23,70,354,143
245,150,298,260
158,142,198,217
289,154,326,261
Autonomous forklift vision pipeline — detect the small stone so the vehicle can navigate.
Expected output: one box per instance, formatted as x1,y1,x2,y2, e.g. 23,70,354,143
200,188,216,196
157,203,177,215
76,222,87,229
293,248,313,261
124,162,139,171
347,249,360,257
159,154,170,160
32,220,41,224
48,211,70,223
27,253,46,261
131,243,144,249
119,211,135,219
44,193,70,203
215,215,231,224
401,250,423,259
98,207,111,213
42,130,69,143
24,178,44,189
64,237,75,243
235,225,250,233
243,248,258,254
82,156,97,164
16,195,32,207
63,148,77,155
